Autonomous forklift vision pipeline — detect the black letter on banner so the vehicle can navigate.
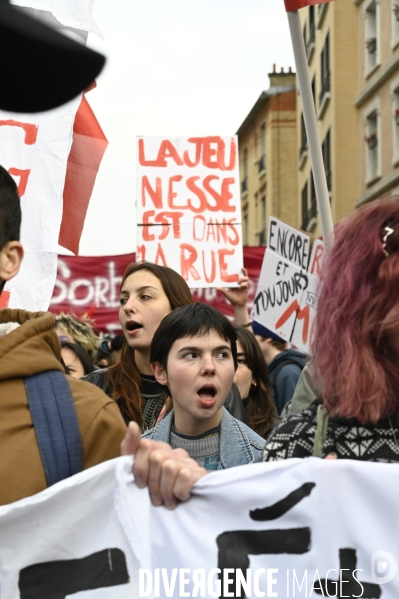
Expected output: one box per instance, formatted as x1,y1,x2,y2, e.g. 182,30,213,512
315,548,382,598
19,548,129,599
216,483,315,598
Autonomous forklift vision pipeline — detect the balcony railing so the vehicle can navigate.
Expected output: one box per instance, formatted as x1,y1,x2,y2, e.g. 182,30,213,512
241,178,248,194
319,71,330,106
258,155,265,174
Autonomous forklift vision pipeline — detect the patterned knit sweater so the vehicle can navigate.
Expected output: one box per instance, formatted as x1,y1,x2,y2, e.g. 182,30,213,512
262,400,399,463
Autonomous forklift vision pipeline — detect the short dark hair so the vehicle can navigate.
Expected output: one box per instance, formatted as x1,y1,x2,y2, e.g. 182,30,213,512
0,165,20,251
150,303,238,370
61,341,95,376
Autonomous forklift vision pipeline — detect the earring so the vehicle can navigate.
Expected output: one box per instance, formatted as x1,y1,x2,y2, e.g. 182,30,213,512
251,381,258,390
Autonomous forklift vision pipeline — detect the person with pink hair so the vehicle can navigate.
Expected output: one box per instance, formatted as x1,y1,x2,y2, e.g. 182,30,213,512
262,198,399,462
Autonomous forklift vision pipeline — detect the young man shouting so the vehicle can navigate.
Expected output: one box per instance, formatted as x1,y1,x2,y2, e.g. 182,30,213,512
143,303,264,470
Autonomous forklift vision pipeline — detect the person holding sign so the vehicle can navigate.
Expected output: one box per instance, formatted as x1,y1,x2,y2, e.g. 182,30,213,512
262,199,399,462
142,303,264,470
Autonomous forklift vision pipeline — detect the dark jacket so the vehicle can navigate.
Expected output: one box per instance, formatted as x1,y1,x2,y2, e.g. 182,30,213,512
268,349,307,415
82,369,246,428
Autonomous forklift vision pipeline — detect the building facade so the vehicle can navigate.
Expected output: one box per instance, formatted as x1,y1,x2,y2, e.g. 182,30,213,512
238,1,399,244
237,67,297,246
298,0,360,236
354,0,399,207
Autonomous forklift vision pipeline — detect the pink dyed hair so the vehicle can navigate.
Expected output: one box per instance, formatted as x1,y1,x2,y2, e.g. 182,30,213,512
312,198,399,424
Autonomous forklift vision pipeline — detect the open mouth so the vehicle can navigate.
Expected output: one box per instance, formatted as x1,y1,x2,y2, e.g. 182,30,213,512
197,384,217,400
126,321,143,332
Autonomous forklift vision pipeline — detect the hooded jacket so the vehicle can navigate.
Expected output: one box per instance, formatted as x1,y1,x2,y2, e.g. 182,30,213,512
0,309,126,505
268,349,307,415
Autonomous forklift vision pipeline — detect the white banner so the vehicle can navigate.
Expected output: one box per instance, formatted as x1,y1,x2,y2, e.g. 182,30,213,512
0,456,398,598
136,136,243,288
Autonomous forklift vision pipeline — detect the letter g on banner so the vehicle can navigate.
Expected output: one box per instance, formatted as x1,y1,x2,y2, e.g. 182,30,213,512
371,550,397,585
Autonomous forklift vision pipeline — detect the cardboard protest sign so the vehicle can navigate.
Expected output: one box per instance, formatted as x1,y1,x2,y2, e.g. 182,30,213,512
251,217,324,353
136,136,243,288
251,218,312,346
251,248,309,341
0,456,398,598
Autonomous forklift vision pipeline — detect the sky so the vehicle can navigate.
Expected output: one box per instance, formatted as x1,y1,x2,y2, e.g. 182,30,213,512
76,0,295,256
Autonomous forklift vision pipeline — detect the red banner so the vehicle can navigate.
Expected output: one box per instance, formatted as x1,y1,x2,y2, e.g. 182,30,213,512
49,248,265,334
284,0,333,12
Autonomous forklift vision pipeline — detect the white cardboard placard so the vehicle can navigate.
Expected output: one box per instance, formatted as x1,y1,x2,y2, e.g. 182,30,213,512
136,136,243,288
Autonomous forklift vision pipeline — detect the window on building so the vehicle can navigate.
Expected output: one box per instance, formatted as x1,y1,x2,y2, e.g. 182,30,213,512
309,6,315,44
364,100,380,183
259,122,266,174
307,6,315,61
311,76,316,108
259,197,266,245
319,33,330,113
364,0,379,76
322,129,332,192
243,213,248,246
391,78,399,164
241,147,248,194
299,113,308,161
310,171,317,221
301,182,309,231
317,1,328,28
393,2,399,48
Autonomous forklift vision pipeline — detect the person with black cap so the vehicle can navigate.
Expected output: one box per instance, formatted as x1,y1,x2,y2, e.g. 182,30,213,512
251,320,307,415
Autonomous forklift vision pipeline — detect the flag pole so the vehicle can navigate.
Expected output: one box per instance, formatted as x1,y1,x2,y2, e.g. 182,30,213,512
287,10,335,254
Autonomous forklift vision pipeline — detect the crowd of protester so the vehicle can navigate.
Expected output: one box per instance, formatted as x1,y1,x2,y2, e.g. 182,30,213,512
2,159,399,511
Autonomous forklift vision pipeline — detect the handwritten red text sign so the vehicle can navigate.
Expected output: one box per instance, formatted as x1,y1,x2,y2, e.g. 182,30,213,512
136,136,243,288
251,217,322,354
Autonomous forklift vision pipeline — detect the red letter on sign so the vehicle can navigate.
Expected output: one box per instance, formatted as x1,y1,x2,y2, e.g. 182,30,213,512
180,243,201,281
142,176,163,209
8,168,31,197
0,120,38,145
218,249,239,283
0,120,39,198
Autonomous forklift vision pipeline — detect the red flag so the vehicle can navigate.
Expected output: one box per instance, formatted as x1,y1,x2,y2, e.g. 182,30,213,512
284,0,333,12
59,88,108,255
